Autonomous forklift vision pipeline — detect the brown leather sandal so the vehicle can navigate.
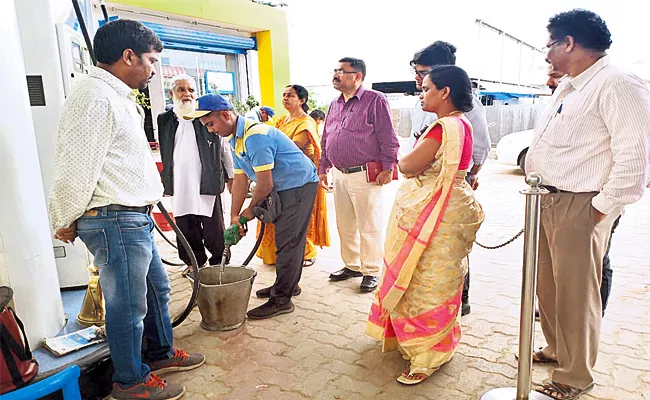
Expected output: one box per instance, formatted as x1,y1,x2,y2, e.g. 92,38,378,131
514,347,557,364
535,381,594,399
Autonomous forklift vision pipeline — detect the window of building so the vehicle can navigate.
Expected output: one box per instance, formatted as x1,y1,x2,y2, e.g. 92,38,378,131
161,49,238,107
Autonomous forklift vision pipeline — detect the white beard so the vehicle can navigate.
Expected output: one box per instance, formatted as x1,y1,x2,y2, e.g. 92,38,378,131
173,98,195,118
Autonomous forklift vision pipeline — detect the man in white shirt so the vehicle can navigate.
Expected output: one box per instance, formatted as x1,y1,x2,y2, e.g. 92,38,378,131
157,75,234,272
536,64,618,320
527,10,650,398
407,41,492,316
49,20,204,400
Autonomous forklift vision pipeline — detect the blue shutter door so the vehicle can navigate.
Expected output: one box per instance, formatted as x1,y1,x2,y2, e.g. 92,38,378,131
141,22,256,55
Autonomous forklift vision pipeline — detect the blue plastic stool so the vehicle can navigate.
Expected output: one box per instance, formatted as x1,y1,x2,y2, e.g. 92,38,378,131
1,365,81,400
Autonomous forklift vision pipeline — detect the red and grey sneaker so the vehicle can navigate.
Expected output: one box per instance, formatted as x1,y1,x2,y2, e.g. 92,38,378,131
146,349,205,375
110,374,185,400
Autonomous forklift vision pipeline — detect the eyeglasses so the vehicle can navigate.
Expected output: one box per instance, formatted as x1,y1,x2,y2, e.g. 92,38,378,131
333,69,358,75
413,67,432,78
546,40,562,49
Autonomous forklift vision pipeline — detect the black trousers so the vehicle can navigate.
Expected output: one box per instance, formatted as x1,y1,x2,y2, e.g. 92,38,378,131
463,173,473,304
174,195,225,267
462,263,470,303
600,215,620,314
269,182,318,305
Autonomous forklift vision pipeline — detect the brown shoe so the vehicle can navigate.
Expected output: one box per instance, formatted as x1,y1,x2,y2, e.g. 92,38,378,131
146,349,205,375
111,374,185,400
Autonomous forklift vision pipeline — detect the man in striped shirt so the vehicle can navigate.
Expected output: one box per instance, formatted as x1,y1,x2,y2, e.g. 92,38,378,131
319,57,399,293
535,64,619,322
527,9,650,399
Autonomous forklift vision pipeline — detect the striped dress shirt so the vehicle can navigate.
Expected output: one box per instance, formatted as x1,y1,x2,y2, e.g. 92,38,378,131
319,86,399,174
526,56,650,214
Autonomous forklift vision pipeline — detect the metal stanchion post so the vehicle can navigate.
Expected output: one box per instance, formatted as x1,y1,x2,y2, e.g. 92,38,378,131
480,173,552,400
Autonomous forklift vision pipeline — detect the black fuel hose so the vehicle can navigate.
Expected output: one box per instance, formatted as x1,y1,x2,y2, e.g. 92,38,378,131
154,222,178,250
70,0,96,65
99,0,109,23
151,216,186,266
162,258,185,267
156,202,200,327
243,222,265,267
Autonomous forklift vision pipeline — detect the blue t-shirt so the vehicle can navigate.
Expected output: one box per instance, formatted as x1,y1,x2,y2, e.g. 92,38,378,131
229,117,319,192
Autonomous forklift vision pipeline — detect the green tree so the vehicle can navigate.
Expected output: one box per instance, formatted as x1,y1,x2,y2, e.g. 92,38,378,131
133,89,151,109
232,95,260,115
307,89,328,112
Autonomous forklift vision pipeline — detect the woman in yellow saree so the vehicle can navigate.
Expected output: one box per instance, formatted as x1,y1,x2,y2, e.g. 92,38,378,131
255,85,330,269
366,66,484,385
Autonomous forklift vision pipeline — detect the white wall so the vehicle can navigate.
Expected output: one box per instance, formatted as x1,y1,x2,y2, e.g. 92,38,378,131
246,50,262,103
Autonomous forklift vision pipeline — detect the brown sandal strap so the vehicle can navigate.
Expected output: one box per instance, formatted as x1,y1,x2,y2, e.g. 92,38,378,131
532,349,557,364
535,382,582,400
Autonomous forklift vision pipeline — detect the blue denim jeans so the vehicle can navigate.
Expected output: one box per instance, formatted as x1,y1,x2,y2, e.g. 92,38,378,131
76,207,174,387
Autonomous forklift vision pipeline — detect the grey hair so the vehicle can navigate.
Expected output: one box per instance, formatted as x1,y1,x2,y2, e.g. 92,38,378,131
169,74,197,90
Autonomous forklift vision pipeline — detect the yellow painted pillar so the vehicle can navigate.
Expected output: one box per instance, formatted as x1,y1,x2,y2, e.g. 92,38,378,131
255,31,275,108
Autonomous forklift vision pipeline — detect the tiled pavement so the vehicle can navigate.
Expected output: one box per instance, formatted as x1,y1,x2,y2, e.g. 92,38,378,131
159,160,650,400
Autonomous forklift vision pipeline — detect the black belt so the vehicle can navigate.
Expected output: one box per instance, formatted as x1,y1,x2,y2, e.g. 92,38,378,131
540,185,571,194
94,204,152,214
337,165,367,174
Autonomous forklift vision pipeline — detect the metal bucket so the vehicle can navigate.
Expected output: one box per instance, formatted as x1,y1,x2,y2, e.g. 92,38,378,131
196,265,257,331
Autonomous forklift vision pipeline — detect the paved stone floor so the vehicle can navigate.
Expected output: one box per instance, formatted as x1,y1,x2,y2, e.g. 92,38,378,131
159,160,650,400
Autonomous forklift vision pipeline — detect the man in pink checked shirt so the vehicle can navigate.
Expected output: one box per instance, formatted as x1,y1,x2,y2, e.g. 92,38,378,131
319,57,399,293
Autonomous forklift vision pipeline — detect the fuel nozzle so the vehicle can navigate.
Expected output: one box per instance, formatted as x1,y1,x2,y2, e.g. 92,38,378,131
224,216,249,247
220,216,249,268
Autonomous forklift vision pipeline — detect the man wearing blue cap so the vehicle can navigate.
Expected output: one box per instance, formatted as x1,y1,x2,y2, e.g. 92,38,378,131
245,105,275,123
185,94,319,319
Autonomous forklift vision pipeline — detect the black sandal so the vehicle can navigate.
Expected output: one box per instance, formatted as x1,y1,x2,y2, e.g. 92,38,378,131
535,381,594,399
303,258,316,267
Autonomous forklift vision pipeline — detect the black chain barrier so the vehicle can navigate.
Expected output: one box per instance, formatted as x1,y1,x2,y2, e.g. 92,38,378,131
474,228,525,250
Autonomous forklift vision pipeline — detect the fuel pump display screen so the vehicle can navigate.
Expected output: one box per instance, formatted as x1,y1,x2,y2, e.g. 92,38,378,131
71,41,84,72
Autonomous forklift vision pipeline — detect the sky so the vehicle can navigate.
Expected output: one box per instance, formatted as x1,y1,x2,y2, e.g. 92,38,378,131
283,0,649,103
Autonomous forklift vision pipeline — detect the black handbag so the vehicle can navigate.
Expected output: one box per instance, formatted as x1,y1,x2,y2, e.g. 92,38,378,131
252,190,282,223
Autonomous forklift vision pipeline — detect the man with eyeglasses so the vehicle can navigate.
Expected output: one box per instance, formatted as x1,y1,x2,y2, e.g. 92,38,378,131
407,41,491,316
535,63,619,322
319,57,399,293
527,10,650,398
